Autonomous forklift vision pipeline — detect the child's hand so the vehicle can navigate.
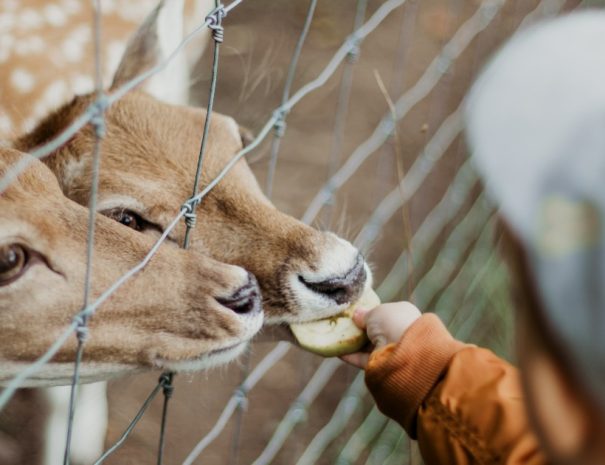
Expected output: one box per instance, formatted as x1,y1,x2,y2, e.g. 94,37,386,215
341,302,421,369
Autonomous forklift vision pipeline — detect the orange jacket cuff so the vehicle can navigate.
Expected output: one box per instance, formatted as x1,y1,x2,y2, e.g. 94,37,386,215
365,313,468,436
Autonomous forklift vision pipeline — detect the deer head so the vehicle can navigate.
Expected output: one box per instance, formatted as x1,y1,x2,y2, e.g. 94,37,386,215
0,147,263,386
14,0,372,339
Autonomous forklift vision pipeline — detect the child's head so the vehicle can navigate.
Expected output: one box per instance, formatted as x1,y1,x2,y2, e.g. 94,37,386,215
466,11,605,464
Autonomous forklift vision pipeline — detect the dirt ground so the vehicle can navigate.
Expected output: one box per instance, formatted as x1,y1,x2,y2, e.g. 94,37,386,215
1,0,582,464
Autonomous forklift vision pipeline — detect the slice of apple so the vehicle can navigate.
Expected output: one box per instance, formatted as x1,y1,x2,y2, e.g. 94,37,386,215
290,289,381,357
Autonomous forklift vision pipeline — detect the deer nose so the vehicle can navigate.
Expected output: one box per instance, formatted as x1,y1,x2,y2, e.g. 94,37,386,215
298,255,367,305
217,273,262,315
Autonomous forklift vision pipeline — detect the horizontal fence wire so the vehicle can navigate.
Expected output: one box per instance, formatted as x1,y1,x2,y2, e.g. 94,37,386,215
301,0,505,225
179,0,416,459
234,1,570,462
0,0,575,462
250,359,343,465
174,0,537,459
295,372,366,465
0,0,244,407
0,0,238,195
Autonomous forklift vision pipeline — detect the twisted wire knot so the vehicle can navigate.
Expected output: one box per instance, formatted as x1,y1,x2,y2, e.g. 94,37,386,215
184,211,197,228
347,43,361,63
159,372,175,398
273,110,287,138
73,315,90,343
206,5,226,43
182,198,200,229
346,34,361,64
234,386,249,410
89,96,108,138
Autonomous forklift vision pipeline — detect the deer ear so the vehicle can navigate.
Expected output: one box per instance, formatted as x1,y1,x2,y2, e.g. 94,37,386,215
110,0,189,105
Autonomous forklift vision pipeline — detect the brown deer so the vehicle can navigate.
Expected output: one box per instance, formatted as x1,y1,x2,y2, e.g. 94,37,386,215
0,147,263,464
14,15,372,332
4,1,371,462
2,2,216,464
0,146,263,380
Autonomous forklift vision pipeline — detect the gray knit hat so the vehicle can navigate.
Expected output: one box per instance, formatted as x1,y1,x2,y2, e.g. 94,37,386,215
466,11,605,405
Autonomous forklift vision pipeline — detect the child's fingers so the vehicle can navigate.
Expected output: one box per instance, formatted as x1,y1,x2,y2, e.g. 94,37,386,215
365,302,422,348
340,352,370,369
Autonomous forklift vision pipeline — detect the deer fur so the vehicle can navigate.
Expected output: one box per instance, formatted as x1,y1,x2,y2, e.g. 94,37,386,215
2,1,371,463
17,92,372,328
0,0,212,139
0,147,263,464
0,146,263,383
1,2,216,464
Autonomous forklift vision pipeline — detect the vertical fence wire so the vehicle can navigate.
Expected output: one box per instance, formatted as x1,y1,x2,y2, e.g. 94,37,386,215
156,372,175,465
322,0,368,227
184,0,225,248
164,1,228,461
226,2,318,460
0,0,578,464
91,375,168,465
265,0,318,198
301,0,504,225
266,0,564,448
180,2,411,460
63,1,106,463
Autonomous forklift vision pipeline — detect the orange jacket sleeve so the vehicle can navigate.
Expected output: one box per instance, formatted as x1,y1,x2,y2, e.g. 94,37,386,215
364,313,547,465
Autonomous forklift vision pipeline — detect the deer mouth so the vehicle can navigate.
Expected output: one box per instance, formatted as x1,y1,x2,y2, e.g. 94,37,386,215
268,253,370,326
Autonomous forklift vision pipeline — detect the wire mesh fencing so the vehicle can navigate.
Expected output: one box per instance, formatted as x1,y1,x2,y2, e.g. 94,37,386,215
0,0,589,463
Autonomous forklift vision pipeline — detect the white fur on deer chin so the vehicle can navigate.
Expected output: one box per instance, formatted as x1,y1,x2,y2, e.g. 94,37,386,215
158,341,249,372
0,342,252,387
0,362,146,387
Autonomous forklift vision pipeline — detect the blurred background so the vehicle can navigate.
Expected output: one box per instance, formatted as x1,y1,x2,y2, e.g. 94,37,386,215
2,0,596,463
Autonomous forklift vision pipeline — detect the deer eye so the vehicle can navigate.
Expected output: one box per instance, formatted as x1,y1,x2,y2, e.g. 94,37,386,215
0,244,28,286
103,209,144,231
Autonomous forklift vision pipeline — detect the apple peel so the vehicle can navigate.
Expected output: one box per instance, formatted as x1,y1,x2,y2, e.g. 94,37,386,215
290,289,381,357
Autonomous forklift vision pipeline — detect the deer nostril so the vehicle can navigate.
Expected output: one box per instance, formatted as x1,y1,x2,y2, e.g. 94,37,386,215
217,273,262,315
299,255,367,305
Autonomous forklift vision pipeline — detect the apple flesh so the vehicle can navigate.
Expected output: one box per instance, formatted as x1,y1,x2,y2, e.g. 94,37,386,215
290,289,381,357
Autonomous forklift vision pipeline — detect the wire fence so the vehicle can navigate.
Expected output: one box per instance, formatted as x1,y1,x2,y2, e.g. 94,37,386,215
0,0,586,463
